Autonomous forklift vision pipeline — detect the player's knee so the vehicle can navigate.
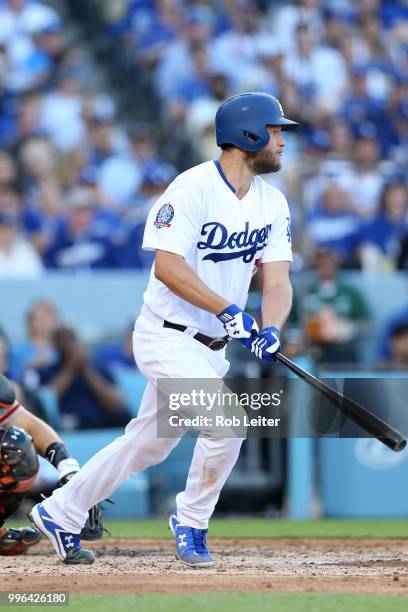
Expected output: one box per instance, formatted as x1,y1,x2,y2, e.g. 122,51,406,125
138,442,175,468
201,436,244,454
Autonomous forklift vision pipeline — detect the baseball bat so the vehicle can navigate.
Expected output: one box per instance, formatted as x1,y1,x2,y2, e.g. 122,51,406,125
275,352,406,452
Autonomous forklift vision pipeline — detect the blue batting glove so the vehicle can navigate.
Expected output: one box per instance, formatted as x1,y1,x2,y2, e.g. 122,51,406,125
217,304,259,349
251,326,281,362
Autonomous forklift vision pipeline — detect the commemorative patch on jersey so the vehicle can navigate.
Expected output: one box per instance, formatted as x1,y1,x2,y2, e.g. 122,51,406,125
154,203,174,229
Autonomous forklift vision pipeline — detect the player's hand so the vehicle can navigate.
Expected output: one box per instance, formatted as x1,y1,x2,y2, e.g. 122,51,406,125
217,304,259,348
251,326,281,362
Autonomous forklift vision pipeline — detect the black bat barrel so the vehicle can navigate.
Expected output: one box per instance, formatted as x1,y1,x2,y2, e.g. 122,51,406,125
275,352,406,453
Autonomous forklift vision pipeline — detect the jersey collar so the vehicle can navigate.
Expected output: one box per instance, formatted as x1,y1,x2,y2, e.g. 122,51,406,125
213,160,236,193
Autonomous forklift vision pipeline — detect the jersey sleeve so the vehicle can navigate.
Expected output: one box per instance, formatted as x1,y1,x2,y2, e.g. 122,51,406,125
142,182,203,258
261,193,293,264
0,399,24,427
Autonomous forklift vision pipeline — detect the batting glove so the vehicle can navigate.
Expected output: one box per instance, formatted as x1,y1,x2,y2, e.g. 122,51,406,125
251,326,281,362
217,304,259,349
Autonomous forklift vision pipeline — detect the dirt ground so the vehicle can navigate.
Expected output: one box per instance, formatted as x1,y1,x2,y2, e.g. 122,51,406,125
2,539,408,595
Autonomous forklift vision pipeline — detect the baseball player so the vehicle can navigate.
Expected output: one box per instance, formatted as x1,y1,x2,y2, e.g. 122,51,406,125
30,92,298,566
0,374,104,556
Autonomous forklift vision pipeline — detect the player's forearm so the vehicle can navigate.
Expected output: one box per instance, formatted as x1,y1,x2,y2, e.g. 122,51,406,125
261,281,293,330
11,409,62,455
11,408,80,482
155,251,230,315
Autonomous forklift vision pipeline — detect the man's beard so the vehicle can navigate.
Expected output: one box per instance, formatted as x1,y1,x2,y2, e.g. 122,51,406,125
245,150,281,174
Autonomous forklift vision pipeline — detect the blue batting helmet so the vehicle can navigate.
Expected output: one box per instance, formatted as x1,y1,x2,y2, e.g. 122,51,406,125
215,92,299,152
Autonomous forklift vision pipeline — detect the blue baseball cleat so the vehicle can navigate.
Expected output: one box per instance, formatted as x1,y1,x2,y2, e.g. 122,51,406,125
169,512,214,567
29,503,95,565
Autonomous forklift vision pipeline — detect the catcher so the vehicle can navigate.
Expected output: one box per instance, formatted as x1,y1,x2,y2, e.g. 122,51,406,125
0,373,104,556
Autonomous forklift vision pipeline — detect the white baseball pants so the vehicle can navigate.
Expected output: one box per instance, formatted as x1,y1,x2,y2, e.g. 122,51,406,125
42,311,244,532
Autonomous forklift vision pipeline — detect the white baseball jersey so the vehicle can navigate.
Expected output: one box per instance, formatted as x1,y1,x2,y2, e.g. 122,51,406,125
142,160,292,336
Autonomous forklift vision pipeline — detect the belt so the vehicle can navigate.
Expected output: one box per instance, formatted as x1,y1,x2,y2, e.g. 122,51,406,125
163,320,230,351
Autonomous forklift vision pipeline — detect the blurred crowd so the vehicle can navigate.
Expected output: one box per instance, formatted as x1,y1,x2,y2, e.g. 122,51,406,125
0,0,177,275
0,299,135,429
106,0,408,271
0,0,406,276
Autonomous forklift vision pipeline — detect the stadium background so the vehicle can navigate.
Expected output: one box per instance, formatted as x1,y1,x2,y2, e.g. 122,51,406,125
0,0,408,527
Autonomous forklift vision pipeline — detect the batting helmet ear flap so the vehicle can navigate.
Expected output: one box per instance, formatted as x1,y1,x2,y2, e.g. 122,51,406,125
241,126,271,152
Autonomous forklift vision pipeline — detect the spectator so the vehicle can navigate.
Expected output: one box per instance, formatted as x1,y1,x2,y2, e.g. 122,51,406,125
0,0,60,42
93,325,135,376
154,4,215,101
130,156,176,219
377,297,408,364
348,123,384,219
255,40,286,98
0,1,61,93
171,41,213,105
388,76,408,161
307,184,361,267
19,136,65,254
128,123,169,183
0,152,17,195
119,159,176,268
270,0,324,53
386,323,408,370
32,325,131,430
3,90,42,154
360,181,408,271
82,100,122,169
283,22,347,113
301,250,370,363
98,122,173,208
29,18,66,85
0,205,43,278
13,300,59,375
121,0,182,71
339,66,386,130
38,68,85,151
42,186,121,270
185,73,232,161
97,132,142,207
328,119,354,162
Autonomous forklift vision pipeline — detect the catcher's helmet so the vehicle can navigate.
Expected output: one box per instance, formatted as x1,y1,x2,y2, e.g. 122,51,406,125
0,426,39,493
215,92,299,152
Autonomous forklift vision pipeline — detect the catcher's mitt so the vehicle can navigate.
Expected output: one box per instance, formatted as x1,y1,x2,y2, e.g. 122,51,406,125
58,472,112,540
80,503,107,541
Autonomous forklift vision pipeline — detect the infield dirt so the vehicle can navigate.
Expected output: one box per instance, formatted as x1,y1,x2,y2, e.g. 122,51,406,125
2,539,408,595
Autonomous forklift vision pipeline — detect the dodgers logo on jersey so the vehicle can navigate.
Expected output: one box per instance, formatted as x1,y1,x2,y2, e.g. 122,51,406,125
154,203,174,229
197,221,272,263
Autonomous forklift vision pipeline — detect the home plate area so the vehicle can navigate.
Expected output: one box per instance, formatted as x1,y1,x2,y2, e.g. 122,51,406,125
2,539,408,595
